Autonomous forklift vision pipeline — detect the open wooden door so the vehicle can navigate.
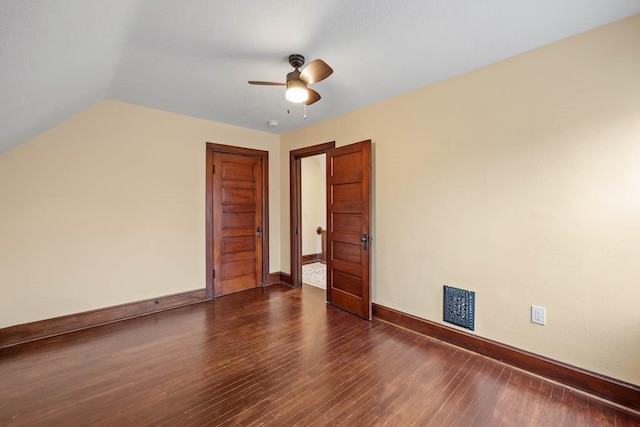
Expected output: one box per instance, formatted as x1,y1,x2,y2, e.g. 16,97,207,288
326,140,372,319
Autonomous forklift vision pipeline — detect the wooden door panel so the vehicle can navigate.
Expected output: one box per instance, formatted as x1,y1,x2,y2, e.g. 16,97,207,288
333,213,361,232
332,183,362,203
222,236,255,253
222,204,255,213
222,187,256,204
213,151,264,296
331,204,362,214
332,241,361,264
330,260,362,278
222,212,254,230
221,180,256,189
222,162,255,180
222,251,259,263
221,230,255,239
332,151,363,184
332,270,363,296
331,230,362,244
326,140,372,320
330,286,364,316
222,274,258,294
223,259,255,277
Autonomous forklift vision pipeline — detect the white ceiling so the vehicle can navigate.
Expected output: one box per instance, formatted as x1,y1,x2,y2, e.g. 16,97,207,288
1,1,639,154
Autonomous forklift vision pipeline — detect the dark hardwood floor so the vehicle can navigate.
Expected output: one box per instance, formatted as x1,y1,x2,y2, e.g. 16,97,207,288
1,285,638,426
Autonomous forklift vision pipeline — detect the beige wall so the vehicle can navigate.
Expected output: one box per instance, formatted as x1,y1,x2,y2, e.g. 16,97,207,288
1,15,638,386
280,15,640,384
0,100,280,328
301,155,326,255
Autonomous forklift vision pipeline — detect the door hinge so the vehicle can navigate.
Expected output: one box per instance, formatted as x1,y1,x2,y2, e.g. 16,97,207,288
212,165,215,174
213,269,216,279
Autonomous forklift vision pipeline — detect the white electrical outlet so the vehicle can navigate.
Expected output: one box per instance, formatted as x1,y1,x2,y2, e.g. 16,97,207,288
531,305,546,325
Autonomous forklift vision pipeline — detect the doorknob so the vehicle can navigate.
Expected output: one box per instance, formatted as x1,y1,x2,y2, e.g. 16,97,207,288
256,226,263,237
361,233,369,250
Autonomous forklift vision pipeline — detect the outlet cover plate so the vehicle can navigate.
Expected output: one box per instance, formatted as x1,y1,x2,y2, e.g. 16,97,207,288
531,305,546,325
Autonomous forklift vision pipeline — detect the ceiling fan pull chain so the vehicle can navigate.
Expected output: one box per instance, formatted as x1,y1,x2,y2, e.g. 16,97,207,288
303,103,307,120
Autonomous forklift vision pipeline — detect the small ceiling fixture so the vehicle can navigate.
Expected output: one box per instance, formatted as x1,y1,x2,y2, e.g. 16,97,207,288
249,54,333,105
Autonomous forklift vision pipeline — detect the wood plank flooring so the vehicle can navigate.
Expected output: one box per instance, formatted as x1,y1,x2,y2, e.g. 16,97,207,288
1,284,638,426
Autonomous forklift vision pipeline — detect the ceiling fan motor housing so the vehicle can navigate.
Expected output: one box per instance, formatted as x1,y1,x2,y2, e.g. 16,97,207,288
289,54,305,69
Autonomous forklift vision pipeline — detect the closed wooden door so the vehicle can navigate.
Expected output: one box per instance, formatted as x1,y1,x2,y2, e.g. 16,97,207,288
212,151,264,296
326,140,372,319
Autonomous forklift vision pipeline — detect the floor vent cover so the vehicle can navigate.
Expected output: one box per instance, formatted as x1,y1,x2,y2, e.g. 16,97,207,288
443,285,475,330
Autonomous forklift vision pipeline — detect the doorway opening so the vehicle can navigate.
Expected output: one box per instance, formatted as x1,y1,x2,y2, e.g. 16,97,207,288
300,154,327,290
289,142,335,289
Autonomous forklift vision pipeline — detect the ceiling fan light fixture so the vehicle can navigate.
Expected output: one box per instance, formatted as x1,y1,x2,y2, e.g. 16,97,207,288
249,54,331,106
285,79,309,103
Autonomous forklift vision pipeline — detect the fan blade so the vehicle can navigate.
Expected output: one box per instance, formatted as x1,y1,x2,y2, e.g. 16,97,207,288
299,59,333,84
248,81,285,86
305,88,321,105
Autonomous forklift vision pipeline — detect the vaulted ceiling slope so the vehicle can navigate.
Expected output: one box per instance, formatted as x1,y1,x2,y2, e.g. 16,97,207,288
1,1,639,154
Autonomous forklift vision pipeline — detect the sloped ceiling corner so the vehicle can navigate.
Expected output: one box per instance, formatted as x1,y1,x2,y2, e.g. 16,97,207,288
1,1,639,154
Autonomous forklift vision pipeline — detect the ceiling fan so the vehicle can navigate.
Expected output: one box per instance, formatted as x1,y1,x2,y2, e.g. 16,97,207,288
248,54,333,105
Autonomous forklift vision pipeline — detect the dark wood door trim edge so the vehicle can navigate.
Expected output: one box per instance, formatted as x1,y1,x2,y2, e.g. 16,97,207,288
289,141,335,288
372,303,640,412
0,290,208,349
206,143,270,298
